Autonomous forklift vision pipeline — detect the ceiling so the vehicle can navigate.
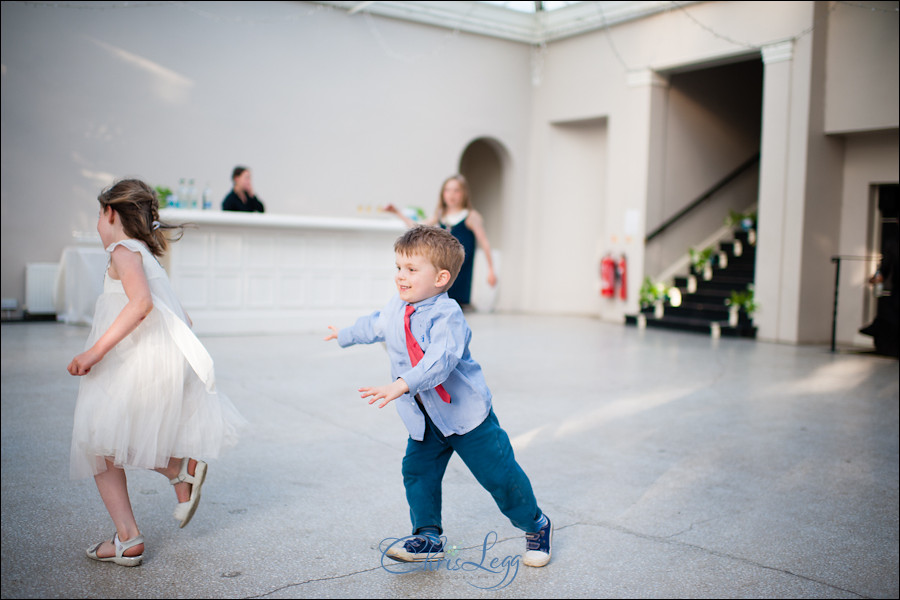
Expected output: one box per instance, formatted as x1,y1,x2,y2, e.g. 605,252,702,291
313,1,700,44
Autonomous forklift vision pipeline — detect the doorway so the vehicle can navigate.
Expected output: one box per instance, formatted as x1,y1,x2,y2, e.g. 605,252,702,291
459,138,505,247
862,183,899,355
459,138,507,312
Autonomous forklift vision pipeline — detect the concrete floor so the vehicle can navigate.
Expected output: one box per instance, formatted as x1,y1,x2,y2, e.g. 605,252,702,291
1,315,898,599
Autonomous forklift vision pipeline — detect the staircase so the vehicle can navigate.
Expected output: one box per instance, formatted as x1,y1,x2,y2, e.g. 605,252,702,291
626,228,757,338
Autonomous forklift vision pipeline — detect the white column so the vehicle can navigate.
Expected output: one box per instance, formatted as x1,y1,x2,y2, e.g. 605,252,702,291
616,69,669,317
755,41,798,343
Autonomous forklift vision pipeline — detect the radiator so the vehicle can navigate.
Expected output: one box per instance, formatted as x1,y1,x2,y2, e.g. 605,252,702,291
25,263,59,315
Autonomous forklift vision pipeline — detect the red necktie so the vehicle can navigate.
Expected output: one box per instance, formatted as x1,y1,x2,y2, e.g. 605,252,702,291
404,304,451,403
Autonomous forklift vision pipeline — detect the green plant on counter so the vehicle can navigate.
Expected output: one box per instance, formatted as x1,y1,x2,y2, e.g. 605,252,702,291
725,286,758,316
725,209,757,230
154,185,172,208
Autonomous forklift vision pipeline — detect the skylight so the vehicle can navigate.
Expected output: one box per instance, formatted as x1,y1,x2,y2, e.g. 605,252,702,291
316,2,691,44
478,1,585,13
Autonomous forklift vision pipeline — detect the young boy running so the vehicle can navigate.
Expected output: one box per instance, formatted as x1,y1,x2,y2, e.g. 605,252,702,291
325,225,551,567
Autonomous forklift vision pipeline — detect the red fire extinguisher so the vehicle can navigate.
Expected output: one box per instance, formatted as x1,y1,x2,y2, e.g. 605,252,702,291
600,254,616,298
617,254,627,300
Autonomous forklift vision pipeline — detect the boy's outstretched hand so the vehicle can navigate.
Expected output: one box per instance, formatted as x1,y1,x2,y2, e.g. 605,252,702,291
326,325,408,408
359,379,409,409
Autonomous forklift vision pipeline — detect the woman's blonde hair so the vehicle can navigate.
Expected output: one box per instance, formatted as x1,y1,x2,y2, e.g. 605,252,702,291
434,174,472,221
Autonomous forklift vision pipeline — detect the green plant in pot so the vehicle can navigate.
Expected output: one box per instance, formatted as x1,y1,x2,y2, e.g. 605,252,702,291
639,277,677,319
639,277,667,308
689,246,715,280
725,209,757,231
725,286,758,326
154,185,172,208
725,209,758,247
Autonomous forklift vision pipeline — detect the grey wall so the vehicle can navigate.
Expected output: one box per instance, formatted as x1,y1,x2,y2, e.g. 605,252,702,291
2,0,897,342
1,1,532,310
825,0,899,133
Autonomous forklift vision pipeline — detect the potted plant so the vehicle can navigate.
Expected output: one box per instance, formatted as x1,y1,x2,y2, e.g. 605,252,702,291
725,209,757,246
640,277,676,319
725,286,758,326
154,185,172,208
689,246,715,281
725,209,757,230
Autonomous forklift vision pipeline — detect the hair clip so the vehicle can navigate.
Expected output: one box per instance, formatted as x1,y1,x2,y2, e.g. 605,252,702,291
152,220,161,231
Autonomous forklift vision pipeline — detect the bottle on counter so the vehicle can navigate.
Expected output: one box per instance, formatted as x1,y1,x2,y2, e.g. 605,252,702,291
188,178,198,209
176,178,187,209
202,182,212,210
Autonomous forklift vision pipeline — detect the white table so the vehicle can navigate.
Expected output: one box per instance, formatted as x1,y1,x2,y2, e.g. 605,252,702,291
54,246,108,325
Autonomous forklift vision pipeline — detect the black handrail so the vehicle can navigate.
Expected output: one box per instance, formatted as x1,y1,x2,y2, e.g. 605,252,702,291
645,152,761,243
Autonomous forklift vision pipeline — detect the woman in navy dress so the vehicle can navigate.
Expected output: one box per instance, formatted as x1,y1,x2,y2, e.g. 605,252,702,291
384,174,496,308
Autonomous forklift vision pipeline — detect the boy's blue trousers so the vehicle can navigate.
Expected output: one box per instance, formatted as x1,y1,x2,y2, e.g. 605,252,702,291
402,405,542,535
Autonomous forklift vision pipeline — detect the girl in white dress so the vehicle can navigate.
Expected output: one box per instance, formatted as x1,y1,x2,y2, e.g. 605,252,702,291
68,179,246,567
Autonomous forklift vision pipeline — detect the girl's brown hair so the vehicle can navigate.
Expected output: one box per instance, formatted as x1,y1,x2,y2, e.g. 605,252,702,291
98,179,183,257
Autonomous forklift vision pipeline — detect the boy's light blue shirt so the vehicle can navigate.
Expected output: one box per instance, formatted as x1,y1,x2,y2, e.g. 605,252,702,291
337,292,492,441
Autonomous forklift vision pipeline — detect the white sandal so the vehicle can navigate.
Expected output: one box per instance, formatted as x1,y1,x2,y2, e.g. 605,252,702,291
170,457,207,528
86,533,144,567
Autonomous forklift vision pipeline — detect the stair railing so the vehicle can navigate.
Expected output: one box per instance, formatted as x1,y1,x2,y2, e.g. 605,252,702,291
645,152,761,244
830,254,882,352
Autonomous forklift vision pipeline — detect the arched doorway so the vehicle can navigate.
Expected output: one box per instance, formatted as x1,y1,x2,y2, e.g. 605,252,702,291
459,137,507,312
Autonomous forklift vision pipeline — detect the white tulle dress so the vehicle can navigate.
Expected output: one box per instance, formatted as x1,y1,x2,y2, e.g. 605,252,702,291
70,239,246,479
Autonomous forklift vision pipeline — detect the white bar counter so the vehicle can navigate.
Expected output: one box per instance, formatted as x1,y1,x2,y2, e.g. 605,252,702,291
159,209,405,335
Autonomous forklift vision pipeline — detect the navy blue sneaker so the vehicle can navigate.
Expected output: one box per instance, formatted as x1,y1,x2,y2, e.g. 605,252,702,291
523,515,552,567
385,534,445,562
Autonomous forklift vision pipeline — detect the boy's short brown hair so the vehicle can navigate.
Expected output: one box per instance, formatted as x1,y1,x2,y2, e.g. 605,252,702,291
394,225,465,285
